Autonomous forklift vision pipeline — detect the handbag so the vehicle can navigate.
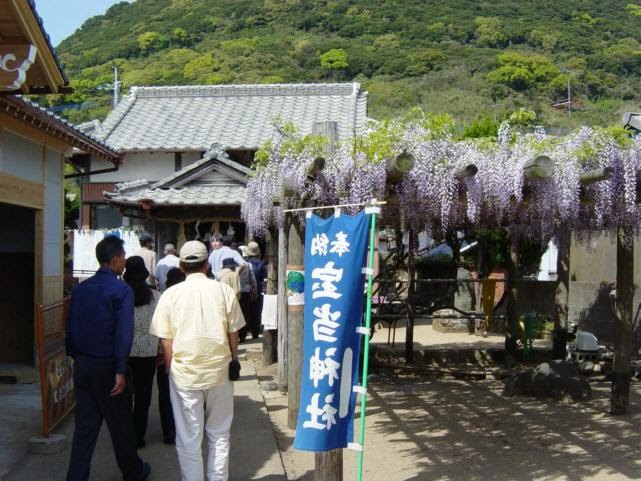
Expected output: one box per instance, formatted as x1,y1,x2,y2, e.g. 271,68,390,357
228,359,241,381
218,281,241,381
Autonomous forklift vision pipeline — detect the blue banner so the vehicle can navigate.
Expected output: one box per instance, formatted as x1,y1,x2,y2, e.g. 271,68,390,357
294,210,370,452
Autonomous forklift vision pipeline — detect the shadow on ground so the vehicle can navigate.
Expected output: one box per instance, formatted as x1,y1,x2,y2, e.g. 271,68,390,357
364,372,641,481
3,360,286,481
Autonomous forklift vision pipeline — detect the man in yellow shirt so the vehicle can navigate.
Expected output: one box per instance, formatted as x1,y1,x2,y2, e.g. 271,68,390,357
150,241,245,481
216,257,241,299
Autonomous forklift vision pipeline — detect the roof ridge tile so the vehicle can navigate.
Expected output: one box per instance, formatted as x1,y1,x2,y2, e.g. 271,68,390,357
130,83,358,98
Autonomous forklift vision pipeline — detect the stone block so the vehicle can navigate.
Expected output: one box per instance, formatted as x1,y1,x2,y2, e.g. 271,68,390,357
28,434,66,454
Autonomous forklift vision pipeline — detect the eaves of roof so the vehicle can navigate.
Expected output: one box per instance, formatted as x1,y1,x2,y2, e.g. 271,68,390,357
26,0,70,89
0,95,121,163
1,0,71,94
105,184,247,207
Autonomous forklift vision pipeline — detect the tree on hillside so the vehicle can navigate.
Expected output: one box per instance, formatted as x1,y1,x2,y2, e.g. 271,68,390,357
137,31,166,55
320,48,349,80
183,54,218,83
474,17,507,47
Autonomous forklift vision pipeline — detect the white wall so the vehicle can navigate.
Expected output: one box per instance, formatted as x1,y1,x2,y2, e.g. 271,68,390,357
90,151,177,182
1,129,43,183
44,148,62,276
182,151,204,167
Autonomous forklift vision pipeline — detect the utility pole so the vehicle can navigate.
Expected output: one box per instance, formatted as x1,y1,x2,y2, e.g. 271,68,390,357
567,76,571,118
113,66,121,108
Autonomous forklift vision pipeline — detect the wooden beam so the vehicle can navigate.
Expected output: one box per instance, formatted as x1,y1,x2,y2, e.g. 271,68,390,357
580,167,613,186
523,155,554,180
0,44,37,91
386,150,415,184
454,163,478,180
0,171,43,208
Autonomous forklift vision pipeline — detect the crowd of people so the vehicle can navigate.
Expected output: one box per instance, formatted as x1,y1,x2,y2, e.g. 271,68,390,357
65,232,267,481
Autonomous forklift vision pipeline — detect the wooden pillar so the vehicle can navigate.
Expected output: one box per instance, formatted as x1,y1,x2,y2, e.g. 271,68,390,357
405,228,415,364
263,228,278,365
277,220,288,391
315,449,343,481
312,120,343,477
312,121,338,153
287,218,304,429
505,242,519,365
611,226,634,415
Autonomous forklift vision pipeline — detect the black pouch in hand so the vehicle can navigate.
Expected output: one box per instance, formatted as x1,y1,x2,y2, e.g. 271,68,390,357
228,359,241,381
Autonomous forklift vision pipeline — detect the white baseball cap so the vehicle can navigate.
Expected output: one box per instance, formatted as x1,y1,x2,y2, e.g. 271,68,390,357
179,241,208,263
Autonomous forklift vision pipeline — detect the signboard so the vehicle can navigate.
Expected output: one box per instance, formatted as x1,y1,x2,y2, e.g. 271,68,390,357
35,299,75,435
286,268,305,306
294,210,370,451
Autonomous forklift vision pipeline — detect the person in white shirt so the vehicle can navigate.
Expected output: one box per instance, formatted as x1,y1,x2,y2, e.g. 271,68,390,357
155,243,180,291
135,233,157,288
150,241,245,481
208,234,245,278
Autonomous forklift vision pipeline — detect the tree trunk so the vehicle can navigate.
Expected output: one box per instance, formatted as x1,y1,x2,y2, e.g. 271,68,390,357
553,236,570,359
287,219,305,429
263,228,278,366
611,226,634,415
405,228,415,364
505,243,519,365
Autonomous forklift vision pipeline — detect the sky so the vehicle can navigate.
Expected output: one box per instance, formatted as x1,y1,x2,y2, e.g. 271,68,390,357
34,0,132,47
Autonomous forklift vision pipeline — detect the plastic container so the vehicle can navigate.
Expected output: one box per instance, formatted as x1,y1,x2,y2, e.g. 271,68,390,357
576,331,598,351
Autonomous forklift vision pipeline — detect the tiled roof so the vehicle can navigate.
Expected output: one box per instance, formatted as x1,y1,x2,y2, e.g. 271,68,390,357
0,95,120,162
151,144,251,189
105,184,246,206
104,147,248,207
98,83,368,151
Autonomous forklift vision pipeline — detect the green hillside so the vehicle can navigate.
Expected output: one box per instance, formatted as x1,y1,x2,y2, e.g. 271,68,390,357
48,0,641,129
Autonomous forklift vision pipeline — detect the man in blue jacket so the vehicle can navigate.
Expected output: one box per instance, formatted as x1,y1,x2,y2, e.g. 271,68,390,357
66,235,150,481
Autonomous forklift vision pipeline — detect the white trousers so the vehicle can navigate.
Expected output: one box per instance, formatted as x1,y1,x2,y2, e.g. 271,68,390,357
170,378,234,481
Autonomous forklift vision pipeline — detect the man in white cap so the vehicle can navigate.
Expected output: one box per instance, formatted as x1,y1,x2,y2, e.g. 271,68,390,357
150,241,245,481
155,243,180,291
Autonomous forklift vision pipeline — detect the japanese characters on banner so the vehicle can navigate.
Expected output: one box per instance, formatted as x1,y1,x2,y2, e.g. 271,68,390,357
294,210,370,451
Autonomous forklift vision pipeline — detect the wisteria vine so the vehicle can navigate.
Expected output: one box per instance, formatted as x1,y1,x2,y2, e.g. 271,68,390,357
241,117,641,245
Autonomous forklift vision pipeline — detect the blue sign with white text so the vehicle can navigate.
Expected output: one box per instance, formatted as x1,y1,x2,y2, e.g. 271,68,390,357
293,210,370,451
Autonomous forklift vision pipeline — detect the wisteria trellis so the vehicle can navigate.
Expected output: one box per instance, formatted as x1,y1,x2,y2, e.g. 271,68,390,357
241,119,641,245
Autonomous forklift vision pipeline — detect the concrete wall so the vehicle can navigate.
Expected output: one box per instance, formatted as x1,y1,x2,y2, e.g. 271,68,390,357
569,232,641,345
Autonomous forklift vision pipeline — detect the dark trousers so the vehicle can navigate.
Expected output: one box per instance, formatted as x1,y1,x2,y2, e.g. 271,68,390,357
240,293,263,340
127,356,156,445
155,362,175,438
66,357,143,481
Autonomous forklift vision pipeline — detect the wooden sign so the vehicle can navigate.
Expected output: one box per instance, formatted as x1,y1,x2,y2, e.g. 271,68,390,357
35,298,75,435
0,45,37,91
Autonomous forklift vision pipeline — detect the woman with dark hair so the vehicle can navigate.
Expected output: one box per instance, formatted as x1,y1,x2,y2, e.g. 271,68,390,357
155,267,185,445
123,255,159,449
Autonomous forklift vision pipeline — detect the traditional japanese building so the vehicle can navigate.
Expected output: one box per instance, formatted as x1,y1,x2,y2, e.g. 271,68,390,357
0,0,121,364
78,83,368,247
